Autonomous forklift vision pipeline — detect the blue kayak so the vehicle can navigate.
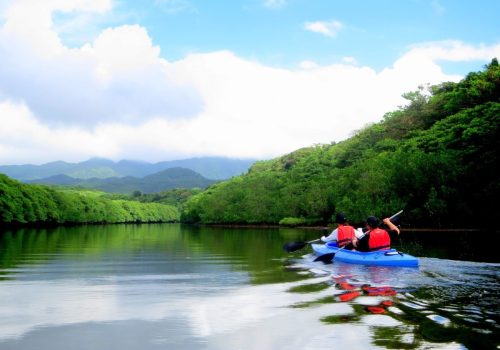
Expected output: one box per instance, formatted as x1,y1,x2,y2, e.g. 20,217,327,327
311,242,419,267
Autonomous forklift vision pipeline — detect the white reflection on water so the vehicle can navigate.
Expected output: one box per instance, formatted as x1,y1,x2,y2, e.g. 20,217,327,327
0,272,340,339
0,271,380,350
186,276,348,338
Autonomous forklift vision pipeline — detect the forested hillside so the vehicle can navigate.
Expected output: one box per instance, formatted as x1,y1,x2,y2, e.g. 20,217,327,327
181,59,500,228
0,174,179,225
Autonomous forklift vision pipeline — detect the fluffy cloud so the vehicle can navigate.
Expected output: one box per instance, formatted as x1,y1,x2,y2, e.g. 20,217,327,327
0,1,498,165
304,20,343,37
0,1,202,127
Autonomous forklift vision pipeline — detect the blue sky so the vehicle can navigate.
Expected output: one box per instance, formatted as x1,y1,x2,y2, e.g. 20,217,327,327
54,0,499,73
0,0,499,164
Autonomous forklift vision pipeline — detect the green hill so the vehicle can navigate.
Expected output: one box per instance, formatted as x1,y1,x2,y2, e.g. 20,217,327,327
181,59,500,228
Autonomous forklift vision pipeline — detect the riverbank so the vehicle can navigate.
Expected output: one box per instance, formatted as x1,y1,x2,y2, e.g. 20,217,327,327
199,223,495,233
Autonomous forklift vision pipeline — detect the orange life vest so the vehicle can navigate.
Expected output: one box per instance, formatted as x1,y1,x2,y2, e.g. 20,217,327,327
368,228,391,251
337,225,356,247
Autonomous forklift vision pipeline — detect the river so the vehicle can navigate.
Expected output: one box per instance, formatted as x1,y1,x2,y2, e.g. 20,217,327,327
0,224,498,349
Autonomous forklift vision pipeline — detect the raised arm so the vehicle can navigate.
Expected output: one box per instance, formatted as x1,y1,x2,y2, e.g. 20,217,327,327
383,218,400,235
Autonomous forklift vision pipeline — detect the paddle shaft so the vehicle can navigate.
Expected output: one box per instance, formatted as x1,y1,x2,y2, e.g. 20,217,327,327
389,210,403,221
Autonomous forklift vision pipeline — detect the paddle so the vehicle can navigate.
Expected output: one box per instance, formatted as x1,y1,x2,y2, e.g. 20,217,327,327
283,238,322,253
313,210,404,263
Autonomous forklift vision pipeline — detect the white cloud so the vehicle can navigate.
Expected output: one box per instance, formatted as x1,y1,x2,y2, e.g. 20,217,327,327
342,56,357,65
298,60,320,70
0,1,498,165
0,101,119,164
404,40,500,62
304,20,343,37
0,1,202,127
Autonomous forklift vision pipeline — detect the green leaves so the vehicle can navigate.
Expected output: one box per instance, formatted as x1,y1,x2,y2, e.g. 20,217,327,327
0,175,179,225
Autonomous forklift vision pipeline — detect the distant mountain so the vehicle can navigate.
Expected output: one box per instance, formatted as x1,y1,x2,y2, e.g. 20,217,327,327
0,157,256,181
30,174,82,186
29,167,216,194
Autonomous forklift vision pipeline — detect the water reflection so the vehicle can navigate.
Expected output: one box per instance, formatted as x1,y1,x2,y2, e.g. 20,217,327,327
0,225,498,349
287,255,500,350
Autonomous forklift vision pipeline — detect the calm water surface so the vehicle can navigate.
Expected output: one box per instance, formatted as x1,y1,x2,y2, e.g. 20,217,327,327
0,224,498,349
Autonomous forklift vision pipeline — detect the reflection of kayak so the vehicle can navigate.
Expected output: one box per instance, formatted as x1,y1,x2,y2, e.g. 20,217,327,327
311,242,419,267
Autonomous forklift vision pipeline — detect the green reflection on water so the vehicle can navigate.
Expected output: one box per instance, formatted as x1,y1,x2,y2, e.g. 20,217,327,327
1,224,498,349
371,325,418,349
287,281,331,293
0,224,314,285
292,296,337,309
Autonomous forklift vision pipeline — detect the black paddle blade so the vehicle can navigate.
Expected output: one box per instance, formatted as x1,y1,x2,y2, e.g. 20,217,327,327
283,241,307,253
313,252,335,264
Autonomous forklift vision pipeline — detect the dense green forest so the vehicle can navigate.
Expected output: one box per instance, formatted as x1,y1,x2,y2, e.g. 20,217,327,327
104,187,201,212
0,174,179,225
181,59,500,228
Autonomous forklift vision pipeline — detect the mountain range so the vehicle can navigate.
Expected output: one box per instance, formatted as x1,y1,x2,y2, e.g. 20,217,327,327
28,167,217,194
0,157,256,181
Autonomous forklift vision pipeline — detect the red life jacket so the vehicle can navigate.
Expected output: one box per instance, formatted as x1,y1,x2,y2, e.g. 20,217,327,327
337,225,355,247
368,228,391,251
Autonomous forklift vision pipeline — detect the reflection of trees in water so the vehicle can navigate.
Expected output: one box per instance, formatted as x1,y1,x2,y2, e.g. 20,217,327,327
397,230,497,263
0,224,184,269
0,225,316,285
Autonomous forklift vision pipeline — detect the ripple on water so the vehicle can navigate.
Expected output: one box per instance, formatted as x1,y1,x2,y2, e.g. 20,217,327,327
285,255,500,349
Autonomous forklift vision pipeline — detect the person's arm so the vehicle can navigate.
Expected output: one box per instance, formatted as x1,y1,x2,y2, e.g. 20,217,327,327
383,218,400,235
321,228,339,242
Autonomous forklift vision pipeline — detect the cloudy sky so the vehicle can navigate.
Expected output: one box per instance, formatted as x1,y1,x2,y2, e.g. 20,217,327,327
0,0,499,165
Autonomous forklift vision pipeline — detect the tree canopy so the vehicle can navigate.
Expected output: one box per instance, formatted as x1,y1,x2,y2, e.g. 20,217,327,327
0,174,179,225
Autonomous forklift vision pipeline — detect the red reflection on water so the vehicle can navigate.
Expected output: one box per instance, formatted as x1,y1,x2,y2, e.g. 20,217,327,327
337,291,361,302
333,274,398,313
362,285,397,296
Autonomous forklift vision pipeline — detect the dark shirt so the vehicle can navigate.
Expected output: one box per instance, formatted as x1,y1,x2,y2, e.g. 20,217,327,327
356,229,399,252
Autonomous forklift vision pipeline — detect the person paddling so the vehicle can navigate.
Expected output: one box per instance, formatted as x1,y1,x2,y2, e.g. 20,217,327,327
352,216,400,252
320,212,363,249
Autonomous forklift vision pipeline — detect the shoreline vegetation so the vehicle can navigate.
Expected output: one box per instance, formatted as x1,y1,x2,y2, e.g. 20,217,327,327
183,223,493,233
0,218,492,233
1,60,499,229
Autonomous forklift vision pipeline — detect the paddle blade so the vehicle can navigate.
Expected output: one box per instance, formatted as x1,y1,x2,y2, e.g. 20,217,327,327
283,241,307,253
313,252,335,263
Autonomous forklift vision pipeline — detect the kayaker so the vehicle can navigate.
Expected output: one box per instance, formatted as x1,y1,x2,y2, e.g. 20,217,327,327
320,212,363,248
352,216,400,252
